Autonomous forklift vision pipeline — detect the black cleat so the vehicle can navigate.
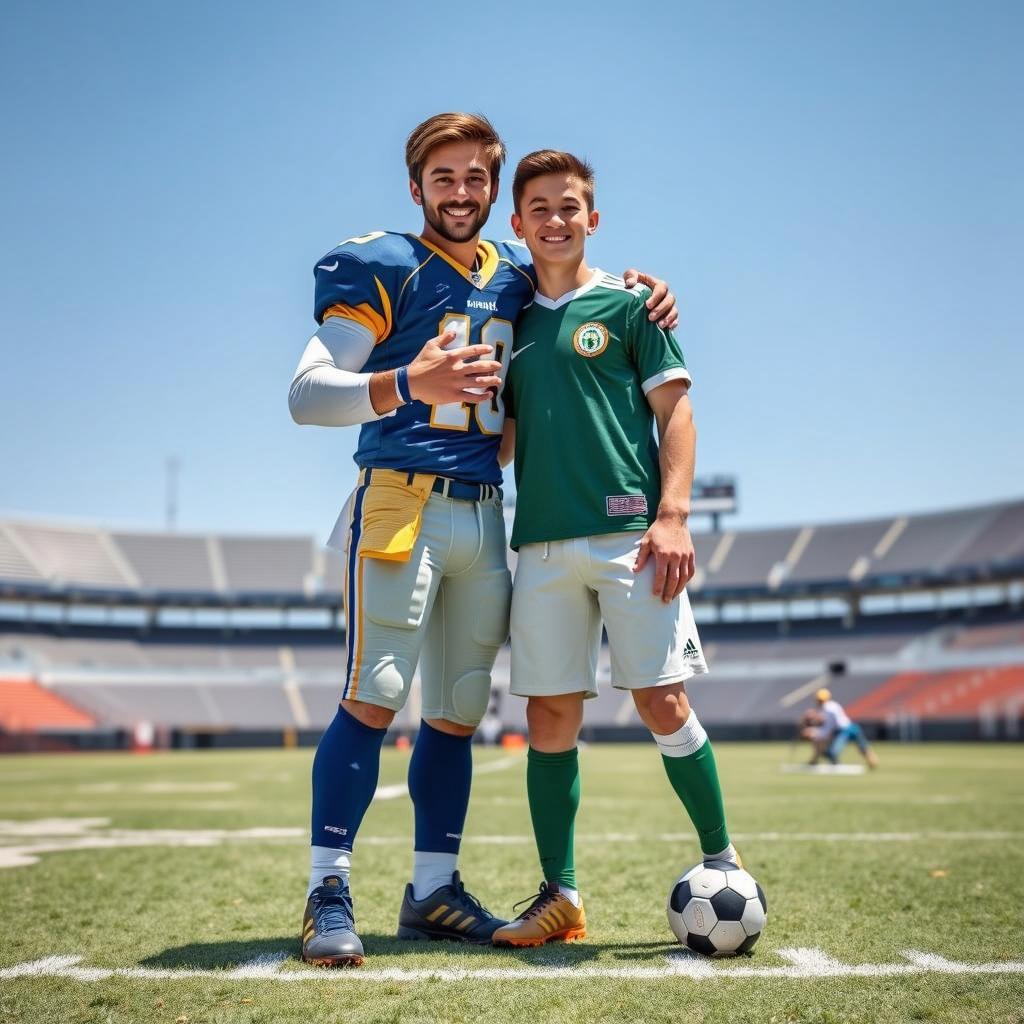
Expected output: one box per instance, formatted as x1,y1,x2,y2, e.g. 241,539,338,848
301,875,364,967
397,870,506,944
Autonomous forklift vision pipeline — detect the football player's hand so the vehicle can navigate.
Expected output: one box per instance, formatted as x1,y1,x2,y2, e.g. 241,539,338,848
407,329,503,406
633,516,695,603
622,269,678,330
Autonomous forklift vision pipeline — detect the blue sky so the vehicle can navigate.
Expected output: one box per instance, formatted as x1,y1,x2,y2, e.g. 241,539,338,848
1,0,1021,538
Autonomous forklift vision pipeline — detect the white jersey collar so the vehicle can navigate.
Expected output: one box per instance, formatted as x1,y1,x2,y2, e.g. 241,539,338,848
532,268,603,310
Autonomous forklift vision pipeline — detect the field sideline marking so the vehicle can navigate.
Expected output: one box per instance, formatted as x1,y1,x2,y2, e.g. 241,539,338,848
2,821,1022,870
2,949,1022,983
76,782,238,794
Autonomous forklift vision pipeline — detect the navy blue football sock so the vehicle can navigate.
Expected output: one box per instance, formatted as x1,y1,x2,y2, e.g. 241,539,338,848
409,719,473,855
310,704,387,851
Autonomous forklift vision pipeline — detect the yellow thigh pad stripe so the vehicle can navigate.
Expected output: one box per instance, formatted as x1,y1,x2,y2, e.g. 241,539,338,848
357,470,436,562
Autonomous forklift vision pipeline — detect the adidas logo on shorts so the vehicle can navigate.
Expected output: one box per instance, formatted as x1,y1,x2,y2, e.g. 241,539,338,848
683,639,700,659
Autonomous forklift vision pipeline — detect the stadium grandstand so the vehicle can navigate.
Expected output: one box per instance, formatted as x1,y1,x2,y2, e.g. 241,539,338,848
1,497,1022,751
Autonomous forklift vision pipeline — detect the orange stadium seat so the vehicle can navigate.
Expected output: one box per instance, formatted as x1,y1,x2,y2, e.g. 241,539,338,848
848,666,1024,721
846,672,929,720
0,678,95,731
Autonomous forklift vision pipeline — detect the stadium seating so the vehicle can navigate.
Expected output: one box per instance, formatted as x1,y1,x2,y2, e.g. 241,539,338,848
0,678,94,731
782,518,892,585
1,498,1021,745
112,532,217,592
0,530,46,584
4,610,1020,738
2,498,1022,602
847,666,1024,721
218,536,315,595
946,621,1024,650
694,527,800,592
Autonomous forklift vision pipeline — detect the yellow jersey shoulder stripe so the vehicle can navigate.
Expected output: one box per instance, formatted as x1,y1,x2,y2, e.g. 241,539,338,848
321,274,393,345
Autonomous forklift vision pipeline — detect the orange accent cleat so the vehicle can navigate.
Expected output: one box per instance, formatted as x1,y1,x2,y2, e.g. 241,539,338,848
492,883,586,948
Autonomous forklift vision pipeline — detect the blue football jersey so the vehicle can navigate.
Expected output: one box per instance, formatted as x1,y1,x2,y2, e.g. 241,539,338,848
313,231,535,486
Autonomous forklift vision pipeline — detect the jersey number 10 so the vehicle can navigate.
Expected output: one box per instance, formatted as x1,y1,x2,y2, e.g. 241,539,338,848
429,314,514,435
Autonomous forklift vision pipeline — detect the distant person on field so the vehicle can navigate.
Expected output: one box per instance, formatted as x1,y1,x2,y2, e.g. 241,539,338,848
797,707,823,748
807,688,878,768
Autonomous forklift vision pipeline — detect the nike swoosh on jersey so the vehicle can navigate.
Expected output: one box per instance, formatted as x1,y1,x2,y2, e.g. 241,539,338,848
318,261,339,272
511,342,536,361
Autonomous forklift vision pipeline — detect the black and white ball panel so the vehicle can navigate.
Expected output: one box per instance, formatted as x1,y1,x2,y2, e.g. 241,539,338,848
667,862,768,956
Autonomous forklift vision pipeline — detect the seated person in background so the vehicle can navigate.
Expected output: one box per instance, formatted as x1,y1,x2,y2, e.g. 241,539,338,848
808,688,879,769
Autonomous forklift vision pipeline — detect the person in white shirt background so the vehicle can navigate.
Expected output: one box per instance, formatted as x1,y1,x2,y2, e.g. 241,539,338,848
803,688,879,769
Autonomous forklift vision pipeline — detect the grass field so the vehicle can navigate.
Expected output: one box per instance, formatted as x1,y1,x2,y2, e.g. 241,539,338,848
1,742,1022,1024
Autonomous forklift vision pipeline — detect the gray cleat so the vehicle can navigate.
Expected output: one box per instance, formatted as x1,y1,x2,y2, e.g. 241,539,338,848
301,875,364,967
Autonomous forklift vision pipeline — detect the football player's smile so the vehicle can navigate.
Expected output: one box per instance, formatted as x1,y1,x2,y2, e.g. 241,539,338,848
443,204,477,219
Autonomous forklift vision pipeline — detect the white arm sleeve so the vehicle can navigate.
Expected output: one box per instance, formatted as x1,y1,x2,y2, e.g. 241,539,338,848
288,317,396,427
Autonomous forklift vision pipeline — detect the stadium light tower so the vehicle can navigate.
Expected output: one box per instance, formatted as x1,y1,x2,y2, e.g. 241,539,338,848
691,476,738,533
165,456,180,532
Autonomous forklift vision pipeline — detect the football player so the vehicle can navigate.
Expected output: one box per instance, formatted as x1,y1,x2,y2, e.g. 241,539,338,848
492,151,736,947
289,114,680,966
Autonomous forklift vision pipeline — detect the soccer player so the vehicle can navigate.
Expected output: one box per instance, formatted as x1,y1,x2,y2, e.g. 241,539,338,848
808,688,879,768
289,115,680,966
491,151,736,947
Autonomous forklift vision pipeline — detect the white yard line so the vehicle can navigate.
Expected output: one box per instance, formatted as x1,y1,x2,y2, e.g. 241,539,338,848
76,782,238,794
1,948,1022,983
1,816,1022,870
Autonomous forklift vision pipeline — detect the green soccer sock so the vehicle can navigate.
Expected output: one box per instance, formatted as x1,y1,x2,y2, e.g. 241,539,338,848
654,711,730,855
527,746,580,889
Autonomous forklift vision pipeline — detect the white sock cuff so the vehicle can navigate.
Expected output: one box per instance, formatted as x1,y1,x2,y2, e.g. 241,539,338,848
559,885,581,907
309,846,352,896
652,709,707,758
412,851,459,900
705,843,737,864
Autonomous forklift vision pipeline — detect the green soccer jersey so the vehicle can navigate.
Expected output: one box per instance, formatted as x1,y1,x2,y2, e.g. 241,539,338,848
504,268,690,550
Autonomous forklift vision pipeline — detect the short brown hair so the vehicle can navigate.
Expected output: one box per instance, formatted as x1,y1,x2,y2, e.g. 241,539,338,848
405,112,506,187
512,150,595,212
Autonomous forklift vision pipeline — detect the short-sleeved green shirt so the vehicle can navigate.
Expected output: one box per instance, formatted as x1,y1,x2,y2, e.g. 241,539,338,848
504,269,690,550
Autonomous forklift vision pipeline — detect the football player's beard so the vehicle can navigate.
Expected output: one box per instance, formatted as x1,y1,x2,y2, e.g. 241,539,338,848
424,200,491,243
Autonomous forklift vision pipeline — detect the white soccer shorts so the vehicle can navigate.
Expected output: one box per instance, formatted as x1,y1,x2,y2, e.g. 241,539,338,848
510,531,708,698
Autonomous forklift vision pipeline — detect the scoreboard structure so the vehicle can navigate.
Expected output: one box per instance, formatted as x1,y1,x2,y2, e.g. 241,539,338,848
691,476,738,532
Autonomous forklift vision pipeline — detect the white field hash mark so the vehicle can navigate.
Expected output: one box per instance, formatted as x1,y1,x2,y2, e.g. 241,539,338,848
1,819,1023,870
1,949,1022,983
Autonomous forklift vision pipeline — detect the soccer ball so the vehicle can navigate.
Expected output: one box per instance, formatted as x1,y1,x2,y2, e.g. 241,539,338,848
667,860,767,956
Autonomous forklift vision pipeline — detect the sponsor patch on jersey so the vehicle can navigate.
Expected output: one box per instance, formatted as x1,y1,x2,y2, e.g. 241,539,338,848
606,494,648,516
573,320,610,358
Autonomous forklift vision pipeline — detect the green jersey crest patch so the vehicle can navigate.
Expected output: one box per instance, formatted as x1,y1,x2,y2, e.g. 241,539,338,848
572,321,609,358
